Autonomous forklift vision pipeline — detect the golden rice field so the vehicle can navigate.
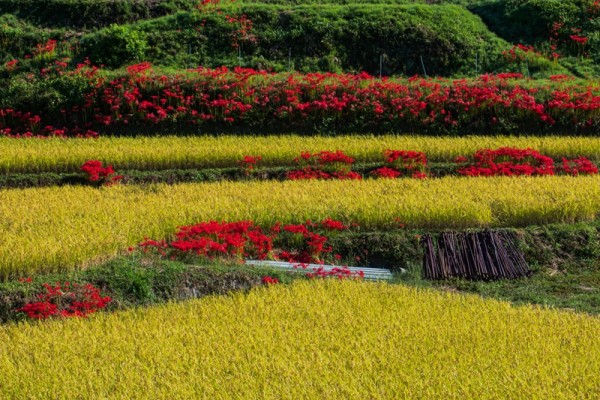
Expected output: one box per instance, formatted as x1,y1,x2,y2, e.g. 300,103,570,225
0,280,598,399
2,135,600,172
1,176,600,279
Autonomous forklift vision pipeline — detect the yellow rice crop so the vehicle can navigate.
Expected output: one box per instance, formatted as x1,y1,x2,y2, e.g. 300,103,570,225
2,135,600,172
0,280,598,399
1,176,600,278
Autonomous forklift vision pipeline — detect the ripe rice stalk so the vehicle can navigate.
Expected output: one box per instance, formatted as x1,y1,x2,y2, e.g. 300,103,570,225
2,135,600,173
0,175,599,279
0,280,598,399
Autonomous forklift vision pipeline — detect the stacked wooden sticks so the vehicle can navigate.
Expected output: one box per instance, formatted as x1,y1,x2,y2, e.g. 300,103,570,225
421,231,530,280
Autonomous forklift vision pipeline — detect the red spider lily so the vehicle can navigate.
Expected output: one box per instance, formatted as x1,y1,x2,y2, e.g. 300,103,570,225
2,67,600,138
142,221,274,260
80,160,123,185
496,73,524,80
370,167,401,178
561,157,598,176
293,150,354,167
5,59,18,72
457,147,555,177
306,266,364,280
502,44,541,63
570,35,589,45
225,14,257,49
33,39,57,57
140,218,350,265
261,276,279,285
126,62,153,76
383,150,428,178
288,150,358,180
549,75,573,81
239,155,262,174
384,150,427,168
16,282,111,320
321,218,348,231
330,171,362,180
412,171,428,179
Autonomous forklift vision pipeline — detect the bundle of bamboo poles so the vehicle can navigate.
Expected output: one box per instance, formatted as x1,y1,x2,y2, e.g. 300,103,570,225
421,231,530,280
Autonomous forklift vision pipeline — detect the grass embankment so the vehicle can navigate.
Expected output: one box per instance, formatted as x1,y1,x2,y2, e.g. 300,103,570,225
0,280,598,399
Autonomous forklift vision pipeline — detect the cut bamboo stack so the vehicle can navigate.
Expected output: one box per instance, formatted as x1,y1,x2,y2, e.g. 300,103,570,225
422,231,530,280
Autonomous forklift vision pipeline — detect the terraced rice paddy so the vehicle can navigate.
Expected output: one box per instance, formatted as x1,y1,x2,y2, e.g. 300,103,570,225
1,280,598,399
4,0,600,397
2,135,600,172
1,175,600,278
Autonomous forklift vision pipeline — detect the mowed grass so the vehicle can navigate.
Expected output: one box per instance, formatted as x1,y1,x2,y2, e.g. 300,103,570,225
2,176,600,279
0,280,598,399
2,135,600,173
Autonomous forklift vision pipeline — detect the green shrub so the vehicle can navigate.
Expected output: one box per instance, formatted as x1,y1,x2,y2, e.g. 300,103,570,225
0,72,94,120
0,14,63,61
0,0,197,28
82,24,148,68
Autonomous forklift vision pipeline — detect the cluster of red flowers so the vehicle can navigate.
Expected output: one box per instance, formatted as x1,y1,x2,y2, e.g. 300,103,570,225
502,44,542,62
371,150,428,179
549,74,573,81
370,166,402,178
0,108,72,137
570,34,589,45
306,266,364,280
285,262,364,279
287,150,361,180
225,14,257,49
277,219,348,264
126,61,153,76
5,59,18,72
80,160,123,185
495,73,525,80
455,147,598,177
195,0,255,49
236,148,598,180
198,0,223,8
456,147,555,177
261,276,279,285
16,282,111,320
239,155,262,175
140,221,273,260
286,168,362,180
548,18,595,59
562,157,599,175
33,39,57,58
139,218,350,265
3,66,600,138
138,219,366,281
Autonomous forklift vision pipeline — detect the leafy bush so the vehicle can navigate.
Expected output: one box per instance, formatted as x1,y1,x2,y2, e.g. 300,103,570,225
82,24,148,68
470,0,600,65
0,0,197,28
